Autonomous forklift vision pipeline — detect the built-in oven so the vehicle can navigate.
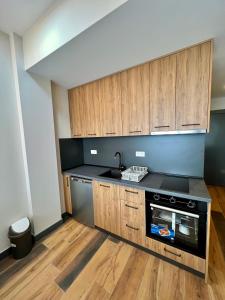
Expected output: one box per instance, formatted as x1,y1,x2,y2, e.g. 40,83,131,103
145,192,207,258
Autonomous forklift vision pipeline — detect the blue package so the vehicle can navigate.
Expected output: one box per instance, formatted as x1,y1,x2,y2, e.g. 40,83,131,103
151,224,175,240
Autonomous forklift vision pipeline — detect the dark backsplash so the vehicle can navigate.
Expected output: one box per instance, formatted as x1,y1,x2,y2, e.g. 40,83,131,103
59,138,83,171
83,134,206,177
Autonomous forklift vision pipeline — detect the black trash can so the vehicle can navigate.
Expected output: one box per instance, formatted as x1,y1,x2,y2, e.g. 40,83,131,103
8,217,33,259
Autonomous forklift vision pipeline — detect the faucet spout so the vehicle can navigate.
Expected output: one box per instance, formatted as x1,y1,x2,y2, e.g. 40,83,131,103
114,152,125,171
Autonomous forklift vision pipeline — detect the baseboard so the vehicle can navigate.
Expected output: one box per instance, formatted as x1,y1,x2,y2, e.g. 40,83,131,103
0,247,11,261
34,219,63,241
62,212,72,222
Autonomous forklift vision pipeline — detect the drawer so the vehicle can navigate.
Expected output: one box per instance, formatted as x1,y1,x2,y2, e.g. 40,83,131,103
121,200,144,227
145,237,205,273
119,186,144,205
121,219,145,246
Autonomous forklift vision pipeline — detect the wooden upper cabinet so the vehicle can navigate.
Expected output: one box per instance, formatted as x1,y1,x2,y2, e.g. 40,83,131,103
69,86,86,137
150,55,176,132
99,74,122,137
84,81,101,137
121,63,150,136
176,41,212,131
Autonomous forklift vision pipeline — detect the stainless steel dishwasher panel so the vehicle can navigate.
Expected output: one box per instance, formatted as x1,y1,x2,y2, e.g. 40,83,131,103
70,177,94,227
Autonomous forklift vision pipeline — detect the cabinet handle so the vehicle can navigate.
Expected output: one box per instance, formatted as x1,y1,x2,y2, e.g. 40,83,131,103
126,224,139,231
87,133,96,136
106,132,116,135
164,247,181,257
73,134,81,137
154,125,170,128
125,189,138,195
125,204,138,210
182,123,200,127
100,184,110,188
129,130,142,133
66,177,69,187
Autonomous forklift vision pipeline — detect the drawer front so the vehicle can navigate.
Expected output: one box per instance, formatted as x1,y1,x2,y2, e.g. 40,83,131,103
119,186,144,205
121,219,145,246
145,237,205,273
121,200,144,227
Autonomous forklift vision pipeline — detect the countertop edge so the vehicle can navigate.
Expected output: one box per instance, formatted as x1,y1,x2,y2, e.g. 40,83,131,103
64,166,211,204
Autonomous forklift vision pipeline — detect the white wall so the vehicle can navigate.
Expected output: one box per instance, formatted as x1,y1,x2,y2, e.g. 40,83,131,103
211,97,225,111
23,0,128,69
11,33,62,235
51,82,71,213
0,31,30,253
51,83,71,138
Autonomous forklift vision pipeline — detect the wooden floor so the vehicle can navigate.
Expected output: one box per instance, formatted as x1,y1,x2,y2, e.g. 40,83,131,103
0,186,225,300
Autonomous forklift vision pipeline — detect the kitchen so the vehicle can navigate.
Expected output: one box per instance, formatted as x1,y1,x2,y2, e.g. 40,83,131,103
0,1,225,299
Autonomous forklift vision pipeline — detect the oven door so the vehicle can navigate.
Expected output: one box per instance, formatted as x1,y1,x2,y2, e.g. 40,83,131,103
146,203,205,257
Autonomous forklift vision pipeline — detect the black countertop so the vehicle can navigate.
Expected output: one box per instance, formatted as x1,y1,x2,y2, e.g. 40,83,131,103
64,165,211,203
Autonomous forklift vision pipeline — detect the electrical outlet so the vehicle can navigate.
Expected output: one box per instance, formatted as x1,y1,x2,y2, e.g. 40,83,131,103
136,151,145,157
91,149,97,155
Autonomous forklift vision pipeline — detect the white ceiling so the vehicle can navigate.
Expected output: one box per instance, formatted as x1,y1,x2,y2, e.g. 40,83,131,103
0,0,58,35
1,0,225,97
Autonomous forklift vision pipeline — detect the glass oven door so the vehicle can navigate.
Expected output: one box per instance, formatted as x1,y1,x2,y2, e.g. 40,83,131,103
149,204,199,252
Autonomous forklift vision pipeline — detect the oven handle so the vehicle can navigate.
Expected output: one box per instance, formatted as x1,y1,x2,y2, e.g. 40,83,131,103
150,203,199,218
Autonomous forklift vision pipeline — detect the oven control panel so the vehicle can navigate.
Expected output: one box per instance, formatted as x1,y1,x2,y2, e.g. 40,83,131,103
147,192,206,213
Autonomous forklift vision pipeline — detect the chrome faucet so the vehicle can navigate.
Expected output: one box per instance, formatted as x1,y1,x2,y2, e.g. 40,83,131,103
114,152,126,171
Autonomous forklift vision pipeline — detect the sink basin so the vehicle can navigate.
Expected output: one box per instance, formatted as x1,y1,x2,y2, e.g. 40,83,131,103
99,169,122,179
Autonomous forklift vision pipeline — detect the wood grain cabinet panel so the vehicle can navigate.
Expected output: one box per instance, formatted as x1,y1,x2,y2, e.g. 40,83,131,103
121,63,150,136
119,186,145,205
99,74,122,137
150,55,176,132
93,181,120,236
63,175,72,214
84,81,101,137
68,86,86,137
176,41,212,131
145,237,205,273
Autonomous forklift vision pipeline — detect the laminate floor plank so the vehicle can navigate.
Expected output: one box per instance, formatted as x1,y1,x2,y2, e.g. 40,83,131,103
53,227,99,270
0,240,67,299
12,264,61,300
43,219,83,249
61,238,125,300
56,231,107,291
110,248,149,300
0,243,47,288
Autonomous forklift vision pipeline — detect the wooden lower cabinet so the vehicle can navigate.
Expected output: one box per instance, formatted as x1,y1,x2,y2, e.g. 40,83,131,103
93,181,120,236
93,180,206,276
145,236,205,274
120,199,145,246
119,186,145,205
63,175,72,214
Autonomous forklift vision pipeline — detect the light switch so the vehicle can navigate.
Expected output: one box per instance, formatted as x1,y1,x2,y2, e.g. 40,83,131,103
136,151,145,157
91,149,97,155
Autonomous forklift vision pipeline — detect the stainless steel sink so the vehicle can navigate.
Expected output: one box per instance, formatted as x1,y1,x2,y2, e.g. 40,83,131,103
99,169,122,179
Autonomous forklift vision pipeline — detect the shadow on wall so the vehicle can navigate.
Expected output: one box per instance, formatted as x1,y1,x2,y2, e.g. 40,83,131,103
205,110,225,186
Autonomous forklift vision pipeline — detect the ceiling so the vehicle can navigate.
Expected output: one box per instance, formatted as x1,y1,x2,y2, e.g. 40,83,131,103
1,0,225,98
0,0,58,35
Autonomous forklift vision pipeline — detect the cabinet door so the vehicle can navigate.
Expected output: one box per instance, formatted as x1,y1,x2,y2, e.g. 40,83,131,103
99,74,122,137
93,181,120,235
84,81,101,137
150,55,176,132
121,63,150,136
176,41,212,131
63,175,72,214
69,86,86,137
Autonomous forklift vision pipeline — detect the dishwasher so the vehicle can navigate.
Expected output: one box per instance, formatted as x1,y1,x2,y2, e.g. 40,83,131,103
70,177,94,227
